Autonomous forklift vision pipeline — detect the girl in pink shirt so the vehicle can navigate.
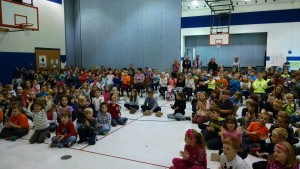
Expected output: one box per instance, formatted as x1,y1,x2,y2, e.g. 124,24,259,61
167,73,176,101
170,129,207,169
221,115,248,159
267,141,299,169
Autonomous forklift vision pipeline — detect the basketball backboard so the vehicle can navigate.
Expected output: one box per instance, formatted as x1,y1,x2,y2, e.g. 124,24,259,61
0,0,39,32
209,33,230,46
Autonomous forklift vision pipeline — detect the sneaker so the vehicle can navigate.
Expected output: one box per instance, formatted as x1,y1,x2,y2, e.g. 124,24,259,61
143,110,152,116
67,142,74,148
102,131,108,135
155,111,163,117
10,136,18,141
129,108,137,114
185,116,191,121
49,143,57,148
47,132,51,138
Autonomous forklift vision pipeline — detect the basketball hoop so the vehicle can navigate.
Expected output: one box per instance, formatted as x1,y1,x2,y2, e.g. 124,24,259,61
216,43,221,48
20,23,34,36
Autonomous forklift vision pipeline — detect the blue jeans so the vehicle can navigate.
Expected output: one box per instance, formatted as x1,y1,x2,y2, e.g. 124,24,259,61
111,117,128,127
97,124,111,135
51,136,77,148
167,113,185,120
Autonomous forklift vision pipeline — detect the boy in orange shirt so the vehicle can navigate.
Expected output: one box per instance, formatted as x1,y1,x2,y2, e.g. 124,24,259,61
241,112,269,152
0,103,29,141
121,70,130,97
216,73,228,93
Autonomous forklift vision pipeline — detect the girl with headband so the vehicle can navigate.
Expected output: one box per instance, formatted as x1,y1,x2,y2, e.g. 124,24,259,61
267,141,299,169
169,129,207,169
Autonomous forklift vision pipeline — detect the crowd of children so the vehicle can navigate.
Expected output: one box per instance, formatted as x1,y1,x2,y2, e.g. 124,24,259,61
0,61,300,168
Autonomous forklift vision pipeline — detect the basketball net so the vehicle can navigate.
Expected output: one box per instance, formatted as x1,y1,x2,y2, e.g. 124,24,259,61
20,23,33,36
216,43,221,48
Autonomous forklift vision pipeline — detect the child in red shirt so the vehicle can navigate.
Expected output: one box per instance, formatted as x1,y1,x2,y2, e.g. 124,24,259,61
0,103,29,141
108,95,127,127
49,111,77,148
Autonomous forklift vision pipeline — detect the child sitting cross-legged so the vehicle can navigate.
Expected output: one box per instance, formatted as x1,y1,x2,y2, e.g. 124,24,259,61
169,129,207,169
141,90,163,117
49,111,77,148
220,137,246,169
0,103,29,141
77,108,98,145
24,98,52,144
108,95,128,127
167,92,187,121
96,102,111,135
124,88,139,114
199,106,224,150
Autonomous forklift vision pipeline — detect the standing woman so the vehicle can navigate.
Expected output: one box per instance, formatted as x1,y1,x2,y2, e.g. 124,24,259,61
182,56,191,73
207,58,218,72
232,56,240,72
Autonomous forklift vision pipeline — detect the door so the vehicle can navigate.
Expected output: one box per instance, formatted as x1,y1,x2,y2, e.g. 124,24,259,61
35,48,60,71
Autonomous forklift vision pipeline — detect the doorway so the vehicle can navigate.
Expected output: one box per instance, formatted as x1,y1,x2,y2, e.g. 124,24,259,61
35,48,60,71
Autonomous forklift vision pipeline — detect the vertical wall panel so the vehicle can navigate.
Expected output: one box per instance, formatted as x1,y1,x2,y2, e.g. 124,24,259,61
142,0,162,69
64,0,75,66
109,0,126,69
74,0,82,67
70,0,181,70
185,33,267,67
95,0,111,67
162,0,181,71
125,0,143,68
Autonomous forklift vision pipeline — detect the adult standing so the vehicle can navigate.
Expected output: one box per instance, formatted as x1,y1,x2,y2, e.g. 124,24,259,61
182,56,191,73
232,56,240,72
193,54,202,70
207,58,218,72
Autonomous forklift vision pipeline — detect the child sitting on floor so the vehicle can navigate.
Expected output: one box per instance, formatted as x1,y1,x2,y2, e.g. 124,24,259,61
167,92,187,121
97,102,111,135
124,88,139,114
199,106,224,150
0,103,29,141
267,141,299,169
108,95,128,127
220,137,246,169
141,90,163,117
77,108,98,145
49,111,77,148
169,129,207,169
24,98,52,144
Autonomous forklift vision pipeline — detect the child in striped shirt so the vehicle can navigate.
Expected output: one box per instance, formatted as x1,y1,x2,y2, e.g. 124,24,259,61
24,98,52,144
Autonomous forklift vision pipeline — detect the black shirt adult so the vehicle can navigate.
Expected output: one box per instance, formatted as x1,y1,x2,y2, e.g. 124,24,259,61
208,59,218,72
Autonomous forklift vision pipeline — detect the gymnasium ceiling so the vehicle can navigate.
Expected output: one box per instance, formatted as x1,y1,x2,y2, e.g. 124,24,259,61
182,0,300,10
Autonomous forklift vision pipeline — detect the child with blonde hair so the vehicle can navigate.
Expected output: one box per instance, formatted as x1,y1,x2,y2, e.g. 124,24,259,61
267,141,299,169
77,108,98,145
169,129,207,169
220,138,246,169
192,92,210,124
252,128,288,168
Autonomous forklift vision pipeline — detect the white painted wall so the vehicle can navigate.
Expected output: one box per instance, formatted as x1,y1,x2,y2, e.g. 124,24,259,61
181,2,300,69
0,0,66,55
